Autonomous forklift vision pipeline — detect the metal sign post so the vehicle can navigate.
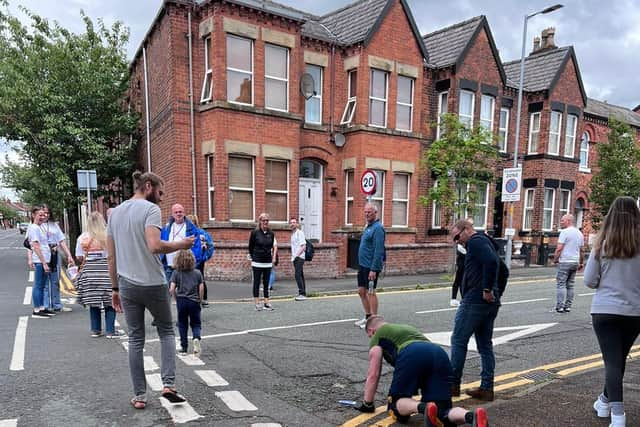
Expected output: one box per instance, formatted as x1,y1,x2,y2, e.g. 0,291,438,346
77,170,97,231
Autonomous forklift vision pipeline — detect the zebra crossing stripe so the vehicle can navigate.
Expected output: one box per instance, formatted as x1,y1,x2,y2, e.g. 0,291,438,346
145,373,163,391
23,287,31,305
159,399,203,424
177,354,205,366
28,271,34,282
144,356,159,371
251,424,282,427
0,419,18,427
195,370,229,387
215,391,258,411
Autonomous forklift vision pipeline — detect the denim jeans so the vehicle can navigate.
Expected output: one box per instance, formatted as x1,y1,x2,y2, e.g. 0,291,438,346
450,302,499,390
89,306,117,334
43,262,62,310
176,297,202,351
32,263,47,309
556,262,578,310
119,278,176,400
293,258,306,296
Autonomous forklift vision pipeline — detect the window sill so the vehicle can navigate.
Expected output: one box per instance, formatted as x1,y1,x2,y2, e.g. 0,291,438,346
578,167,591,173
198,101,303,122
341,124,423,140
302,123,328,132
523,153,580,163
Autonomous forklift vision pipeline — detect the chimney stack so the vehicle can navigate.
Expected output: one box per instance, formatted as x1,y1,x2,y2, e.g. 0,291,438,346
540,27,557,49
532,36,541,52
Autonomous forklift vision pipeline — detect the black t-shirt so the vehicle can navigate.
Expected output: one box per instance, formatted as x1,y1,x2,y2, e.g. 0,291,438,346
170,270,203,303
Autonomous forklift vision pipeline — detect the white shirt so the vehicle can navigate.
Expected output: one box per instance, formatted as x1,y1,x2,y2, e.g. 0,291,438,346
558,226,584,263
166,221,187,267
290,229,306,261
27,223,51,263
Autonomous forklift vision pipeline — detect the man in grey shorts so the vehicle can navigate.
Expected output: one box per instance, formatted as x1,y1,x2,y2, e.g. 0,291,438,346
107,171,195,408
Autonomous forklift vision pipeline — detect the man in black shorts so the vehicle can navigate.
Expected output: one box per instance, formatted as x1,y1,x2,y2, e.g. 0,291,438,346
354,316,489,427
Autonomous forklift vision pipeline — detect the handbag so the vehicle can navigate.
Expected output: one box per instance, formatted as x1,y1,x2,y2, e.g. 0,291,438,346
23,237,31,249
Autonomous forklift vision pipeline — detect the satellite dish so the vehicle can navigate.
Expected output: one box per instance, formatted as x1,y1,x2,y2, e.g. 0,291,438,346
300,73,316,100
334,133,346,147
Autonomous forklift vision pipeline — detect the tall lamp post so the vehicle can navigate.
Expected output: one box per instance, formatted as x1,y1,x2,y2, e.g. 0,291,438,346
505,4,563,269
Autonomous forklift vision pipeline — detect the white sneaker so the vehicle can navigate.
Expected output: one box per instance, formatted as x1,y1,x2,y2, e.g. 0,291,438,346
354,317,367,327
193,338,201,355
255,303,263,311
450,299,460,307
294,295,307,301
594,396,610,417
610,413,626,427
60,307,73,312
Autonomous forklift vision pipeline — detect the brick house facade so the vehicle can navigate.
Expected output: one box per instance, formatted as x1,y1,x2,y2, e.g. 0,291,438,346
128,0,640,280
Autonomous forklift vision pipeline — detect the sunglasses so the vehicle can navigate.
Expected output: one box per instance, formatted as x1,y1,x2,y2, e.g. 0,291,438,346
453,231,462,242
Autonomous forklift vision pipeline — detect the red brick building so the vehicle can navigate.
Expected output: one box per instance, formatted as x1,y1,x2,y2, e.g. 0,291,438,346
128,0,640,279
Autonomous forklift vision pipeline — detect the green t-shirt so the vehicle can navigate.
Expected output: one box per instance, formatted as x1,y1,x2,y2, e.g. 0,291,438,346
369,323,428,366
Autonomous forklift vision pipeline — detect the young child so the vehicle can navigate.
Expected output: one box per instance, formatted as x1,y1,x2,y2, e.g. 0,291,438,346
169,250,205,355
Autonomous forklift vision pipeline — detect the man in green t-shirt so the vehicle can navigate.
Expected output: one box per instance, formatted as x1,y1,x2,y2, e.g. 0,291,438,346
353,315,489,427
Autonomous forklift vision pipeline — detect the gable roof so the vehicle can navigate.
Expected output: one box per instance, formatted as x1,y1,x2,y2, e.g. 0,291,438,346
585,98,640,128
504,46,587,105
422,16,505,84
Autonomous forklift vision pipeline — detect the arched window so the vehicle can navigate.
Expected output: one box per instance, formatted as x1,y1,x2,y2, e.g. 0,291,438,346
575,198,585,230
579,132,590,171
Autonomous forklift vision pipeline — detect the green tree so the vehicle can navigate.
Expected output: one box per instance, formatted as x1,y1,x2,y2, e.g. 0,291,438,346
0,1,138,236
420,113,500,225
589,117,640,226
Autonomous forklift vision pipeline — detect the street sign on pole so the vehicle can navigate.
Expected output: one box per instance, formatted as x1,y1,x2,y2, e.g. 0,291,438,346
77,169,97,215
501,167,522,202
360,169,377,196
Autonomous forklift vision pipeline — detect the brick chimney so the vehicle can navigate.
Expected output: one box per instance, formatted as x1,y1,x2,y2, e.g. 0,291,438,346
532,36,541,52
541,27,557,49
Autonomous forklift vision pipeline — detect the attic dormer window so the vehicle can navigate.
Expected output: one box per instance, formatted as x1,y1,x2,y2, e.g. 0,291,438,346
340,69,357,124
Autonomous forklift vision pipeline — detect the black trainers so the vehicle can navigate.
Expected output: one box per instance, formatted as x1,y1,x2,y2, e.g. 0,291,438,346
263,303,275,311
32,310,52,318
563,307,572,313
41,309,56,316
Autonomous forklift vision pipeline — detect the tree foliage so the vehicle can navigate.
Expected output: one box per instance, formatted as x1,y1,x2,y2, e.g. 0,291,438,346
0,0,138,223
589,117,640,226
420,113,500,225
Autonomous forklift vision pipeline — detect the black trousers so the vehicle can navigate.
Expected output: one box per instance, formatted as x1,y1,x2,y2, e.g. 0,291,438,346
592,313,640,402
293,258,306,296
252,267,271,299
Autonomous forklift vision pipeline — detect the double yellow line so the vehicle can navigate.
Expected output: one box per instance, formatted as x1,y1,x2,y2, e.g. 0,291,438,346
341,344,640,426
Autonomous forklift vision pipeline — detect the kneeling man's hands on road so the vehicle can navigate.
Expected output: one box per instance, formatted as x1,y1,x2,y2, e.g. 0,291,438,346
354,400,375,412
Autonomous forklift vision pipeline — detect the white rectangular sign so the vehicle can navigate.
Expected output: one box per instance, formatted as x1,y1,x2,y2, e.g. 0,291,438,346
501,167,522,202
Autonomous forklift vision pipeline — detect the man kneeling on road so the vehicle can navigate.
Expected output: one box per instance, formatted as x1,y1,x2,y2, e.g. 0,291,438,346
354,315,489,427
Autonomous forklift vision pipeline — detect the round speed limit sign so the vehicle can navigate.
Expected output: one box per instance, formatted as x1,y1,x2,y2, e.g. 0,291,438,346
360,169,377,195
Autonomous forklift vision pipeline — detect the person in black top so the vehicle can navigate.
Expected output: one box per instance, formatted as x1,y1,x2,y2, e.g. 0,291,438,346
248,212,277,311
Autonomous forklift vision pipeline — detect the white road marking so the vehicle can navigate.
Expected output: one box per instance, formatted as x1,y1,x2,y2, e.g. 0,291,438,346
144,356,159,371
159,398,203,424
145,373,163,391
416,298,549,314
215,390,258,411
23,287,32,305
579,292,595,296
425,323,558,351
10,316,28,371
251,424,282,427
147,318,359,343
0,419,18,427
28,271,34,282
195,370,229,387
177,354,205,366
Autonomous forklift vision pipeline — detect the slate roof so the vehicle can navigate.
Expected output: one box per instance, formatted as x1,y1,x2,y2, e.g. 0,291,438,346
199,0,307,21
312,0,389,45
422,16,483,68
503,47,570,92
585,98,640,128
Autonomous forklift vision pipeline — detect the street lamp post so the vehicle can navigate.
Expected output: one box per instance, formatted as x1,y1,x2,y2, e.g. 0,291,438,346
504,4,563,270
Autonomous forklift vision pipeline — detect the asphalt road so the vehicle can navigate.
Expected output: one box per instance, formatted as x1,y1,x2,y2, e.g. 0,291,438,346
1,228,636,426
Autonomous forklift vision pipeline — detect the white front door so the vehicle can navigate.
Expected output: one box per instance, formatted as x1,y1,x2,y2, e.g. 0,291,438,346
299,178,322,241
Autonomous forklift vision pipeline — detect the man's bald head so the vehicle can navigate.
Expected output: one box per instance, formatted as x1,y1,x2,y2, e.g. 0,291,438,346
172,204,185,223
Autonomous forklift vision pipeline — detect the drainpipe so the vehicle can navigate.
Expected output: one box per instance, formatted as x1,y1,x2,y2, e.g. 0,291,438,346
187,10,198,214
143,46,152,171
318,23,339,141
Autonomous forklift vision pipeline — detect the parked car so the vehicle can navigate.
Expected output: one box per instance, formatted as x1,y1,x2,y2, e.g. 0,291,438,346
18,223,28,234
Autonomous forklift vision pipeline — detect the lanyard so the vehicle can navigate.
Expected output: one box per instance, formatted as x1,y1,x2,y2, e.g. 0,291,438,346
172,223,185,241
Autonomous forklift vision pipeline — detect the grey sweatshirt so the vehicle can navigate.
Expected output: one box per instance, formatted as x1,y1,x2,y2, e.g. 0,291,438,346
583,248,640,316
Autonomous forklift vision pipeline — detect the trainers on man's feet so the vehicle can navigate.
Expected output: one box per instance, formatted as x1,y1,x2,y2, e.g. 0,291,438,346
449,299,460,307
593,396,610,417
263,303,275,311
41,309,56,316
466,387,494,401
105,331,122,339
424,402,444,427
255,304,263,311
563,307,572,313
32,310,51,318
91,331,102,338
354,317,367,327
55,307,73,312
193,338,201,355
472,407,489,427
294,295,307,301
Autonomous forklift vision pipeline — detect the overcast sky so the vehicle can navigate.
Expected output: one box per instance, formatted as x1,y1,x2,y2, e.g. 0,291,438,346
2,0,639,199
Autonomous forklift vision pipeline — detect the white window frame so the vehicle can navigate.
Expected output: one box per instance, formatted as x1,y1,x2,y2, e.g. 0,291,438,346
498,107,509,153
432,180,442,229
304,64,322,124
226,34,254,106
543,187,556,231
392,173,410,227
368,69,388,128
528,112,541,153
345,169,354,225
548,110,562,155
559,189,571,219
579,132,591,172
436,91,448,140
480,95,495,133
264,159,289,223
472,182,489,229
458,90,475,128
340,69,357,124
200,36,213,103
395,76,414,132
371,170,385,224
206,155,215,220
265,44,289,112
522,189,535,231
228,155,255,222
564,114,577,158
454,182,468,221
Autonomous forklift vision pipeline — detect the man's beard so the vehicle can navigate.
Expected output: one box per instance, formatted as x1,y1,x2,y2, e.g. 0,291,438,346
146,191,160,204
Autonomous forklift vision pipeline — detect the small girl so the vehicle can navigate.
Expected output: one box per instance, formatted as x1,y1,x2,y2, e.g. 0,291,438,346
169,250,204,355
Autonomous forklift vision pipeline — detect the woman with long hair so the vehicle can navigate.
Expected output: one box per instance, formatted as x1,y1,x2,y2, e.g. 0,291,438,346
584,196,640,427
76,211,119,338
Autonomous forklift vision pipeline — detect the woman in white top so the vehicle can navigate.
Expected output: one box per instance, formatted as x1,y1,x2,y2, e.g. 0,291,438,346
584,196,640,427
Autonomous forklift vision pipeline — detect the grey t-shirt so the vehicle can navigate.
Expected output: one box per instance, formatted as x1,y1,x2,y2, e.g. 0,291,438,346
170,270,203,303
107,199,166,286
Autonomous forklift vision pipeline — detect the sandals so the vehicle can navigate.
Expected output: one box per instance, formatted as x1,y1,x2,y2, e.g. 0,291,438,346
161,387,186,403
130,398,146,410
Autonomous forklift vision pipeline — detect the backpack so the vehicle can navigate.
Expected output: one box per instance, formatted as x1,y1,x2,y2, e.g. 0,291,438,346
480,233,510,296
304,239,314,262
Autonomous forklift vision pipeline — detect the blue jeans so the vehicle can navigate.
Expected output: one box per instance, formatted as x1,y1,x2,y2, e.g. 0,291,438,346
32,263,47,309
176,297,202,351
90,306,117,334
450,302,499,390
43,262,62,310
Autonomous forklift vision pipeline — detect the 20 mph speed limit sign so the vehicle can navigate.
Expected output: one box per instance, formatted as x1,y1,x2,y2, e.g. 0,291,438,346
360,169,377,195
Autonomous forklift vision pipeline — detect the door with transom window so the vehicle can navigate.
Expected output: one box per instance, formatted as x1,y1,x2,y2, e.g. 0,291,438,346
298,160,322,241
